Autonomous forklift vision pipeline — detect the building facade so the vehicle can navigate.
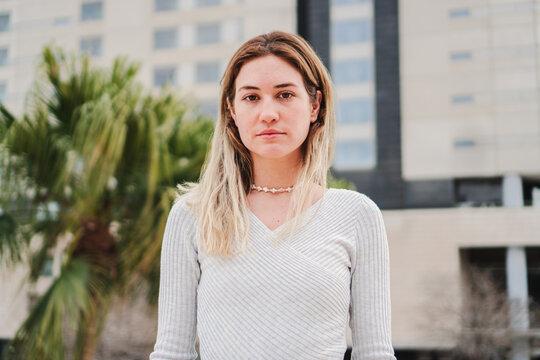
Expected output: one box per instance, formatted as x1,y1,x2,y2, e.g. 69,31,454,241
0,0,296,356
0,0,296,117
301,0,540,358
1,0,540,358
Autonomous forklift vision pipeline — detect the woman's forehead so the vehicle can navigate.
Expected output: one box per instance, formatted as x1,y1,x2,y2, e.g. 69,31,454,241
235,55,303,91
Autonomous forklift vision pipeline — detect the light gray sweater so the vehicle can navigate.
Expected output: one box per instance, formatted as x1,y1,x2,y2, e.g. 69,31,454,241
150,188,396,360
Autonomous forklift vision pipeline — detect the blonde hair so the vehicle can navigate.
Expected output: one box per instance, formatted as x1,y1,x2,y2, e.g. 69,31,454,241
180,31,335,256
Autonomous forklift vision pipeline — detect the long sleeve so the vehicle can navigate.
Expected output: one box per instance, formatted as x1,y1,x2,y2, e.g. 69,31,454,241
349,195,396,360
150,201,200,360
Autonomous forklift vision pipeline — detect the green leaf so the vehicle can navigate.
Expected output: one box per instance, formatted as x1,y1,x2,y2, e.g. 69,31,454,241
6,259,93,360
1,44,214,357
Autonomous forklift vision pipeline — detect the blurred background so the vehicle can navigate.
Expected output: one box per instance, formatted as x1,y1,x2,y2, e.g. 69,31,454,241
0,0,539,359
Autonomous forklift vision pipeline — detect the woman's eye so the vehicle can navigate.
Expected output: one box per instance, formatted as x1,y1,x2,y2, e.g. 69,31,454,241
244,94,258,101
279,92,294,99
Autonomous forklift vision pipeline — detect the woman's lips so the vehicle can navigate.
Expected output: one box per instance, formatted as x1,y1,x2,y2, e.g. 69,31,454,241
257,130,284,139
258,133,283,139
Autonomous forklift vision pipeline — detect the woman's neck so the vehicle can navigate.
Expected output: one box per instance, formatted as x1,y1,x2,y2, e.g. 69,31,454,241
251,154,301,188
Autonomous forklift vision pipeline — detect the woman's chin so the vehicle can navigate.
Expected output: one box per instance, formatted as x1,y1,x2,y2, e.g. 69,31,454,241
251,149,301,162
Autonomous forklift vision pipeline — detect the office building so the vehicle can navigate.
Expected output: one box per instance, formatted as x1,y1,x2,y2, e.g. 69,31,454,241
299,0,540,358
1,0,539,358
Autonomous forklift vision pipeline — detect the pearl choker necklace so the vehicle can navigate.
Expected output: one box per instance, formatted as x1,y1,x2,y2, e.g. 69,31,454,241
251,184,293,193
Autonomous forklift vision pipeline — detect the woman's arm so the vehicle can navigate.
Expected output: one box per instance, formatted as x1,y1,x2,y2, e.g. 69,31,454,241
150,201,200,360
349,195,396,360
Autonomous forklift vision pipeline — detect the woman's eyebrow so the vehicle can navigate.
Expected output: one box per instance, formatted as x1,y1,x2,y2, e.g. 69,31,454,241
275,83,298,89
238,85,259,91
238,83,298,92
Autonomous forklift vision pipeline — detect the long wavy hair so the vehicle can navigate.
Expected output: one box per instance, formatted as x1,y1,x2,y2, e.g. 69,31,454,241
180,31,335,256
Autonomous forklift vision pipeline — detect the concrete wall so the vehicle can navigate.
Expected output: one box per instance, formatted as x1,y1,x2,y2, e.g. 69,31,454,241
0,0,296,116
385,205,540,349
400,0,540,180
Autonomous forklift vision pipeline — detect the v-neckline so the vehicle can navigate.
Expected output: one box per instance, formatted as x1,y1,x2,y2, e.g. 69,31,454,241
248,188,334,234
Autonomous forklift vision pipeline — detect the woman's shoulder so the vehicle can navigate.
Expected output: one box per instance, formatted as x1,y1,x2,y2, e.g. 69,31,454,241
327,188,382,214
167,198,198,229
325,188,384,229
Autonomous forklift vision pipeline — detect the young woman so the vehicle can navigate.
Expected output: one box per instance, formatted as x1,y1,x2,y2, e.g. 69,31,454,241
150,31,396,360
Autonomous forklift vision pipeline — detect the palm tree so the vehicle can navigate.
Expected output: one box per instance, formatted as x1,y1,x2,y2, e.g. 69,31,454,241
0,46,213,360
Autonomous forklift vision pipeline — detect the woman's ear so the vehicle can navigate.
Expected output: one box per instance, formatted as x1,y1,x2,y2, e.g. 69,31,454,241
310,91,322,123
227,98,236,123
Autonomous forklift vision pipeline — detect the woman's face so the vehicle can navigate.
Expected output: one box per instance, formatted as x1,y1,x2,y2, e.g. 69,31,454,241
229,55,321,163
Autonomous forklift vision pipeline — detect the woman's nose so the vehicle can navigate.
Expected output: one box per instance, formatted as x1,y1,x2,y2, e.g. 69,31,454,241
259,98,278,123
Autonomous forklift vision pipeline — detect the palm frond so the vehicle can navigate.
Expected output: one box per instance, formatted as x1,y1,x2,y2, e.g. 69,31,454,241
0,103,15,137
0,213,22,263
5,258,93,360
2,44,214,357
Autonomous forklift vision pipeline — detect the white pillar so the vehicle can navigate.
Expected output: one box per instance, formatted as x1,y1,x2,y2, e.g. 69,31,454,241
503,173,530,360
506,247,530,360
503,173,524,208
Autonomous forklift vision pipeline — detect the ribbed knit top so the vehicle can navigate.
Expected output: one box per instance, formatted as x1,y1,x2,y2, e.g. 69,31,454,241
150,188,396,360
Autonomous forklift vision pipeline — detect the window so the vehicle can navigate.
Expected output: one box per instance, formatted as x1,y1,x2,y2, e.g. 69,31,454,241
452,94,474,104
449,9,470,18
454,139,476,148
332,59,371,84
0,48,8,66
54,17,71,26
332,0,369,5
332,19,372,44
80,36,102,56
0,82,7,103
0,13,9,32
154,66,176,87
155,0,178,11
196,0,220,7
40,257,54,277
451,51,472,61
333,139,374,169
81,1,103,21
48,202,59,220
36,201,59,221
154,28,178,50
196,23,220,45
455,179,502,206
337,98,372,124
196,61,220,83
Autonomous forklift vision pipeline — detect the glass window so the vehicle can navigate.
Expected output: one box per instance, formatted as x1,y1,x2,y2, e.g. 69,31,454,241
332,19,371,44
47,201,59,220
196,23,220,45
40,257,54,277
0,82,6,103
196,0,220,7
337,98,372,124
0,13,9,32
450,51,472,61
81,1,103,21
155,0,178,11
196,61,220,83
154,28,178,50
54,17,70,26
454,139,476,148
154,66,176,87
0,48,8,66
333,139,374,169
332,59,371,84
452,94,474,104
332,0,369,5
80,36,102,57
449,9,470,18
